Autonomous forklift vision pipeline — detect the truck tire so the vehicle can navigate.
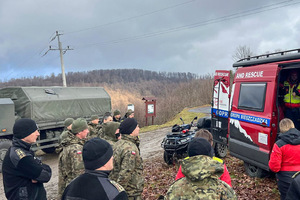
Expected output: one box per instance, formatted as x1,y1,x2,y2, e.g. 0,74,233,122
40,131,56,154
244,162,268,178
0,139,12,173
163,151,173,165
42,147,56,154
214,142,227,158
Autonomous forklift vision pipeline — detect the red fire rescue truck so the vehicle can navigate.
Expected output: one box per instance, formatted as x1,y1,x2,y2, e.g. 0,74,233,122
211,48,300,177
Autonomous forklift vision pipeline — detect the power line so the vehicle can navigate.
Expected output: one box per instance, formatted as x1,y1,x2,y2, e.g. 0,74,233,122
64,0,196,34
43,31,74,87
74,0,300,48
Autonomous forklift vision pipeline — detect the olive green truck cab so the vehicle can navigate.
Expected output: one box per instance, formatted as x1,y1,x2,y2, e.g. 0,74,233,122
0,87,111,171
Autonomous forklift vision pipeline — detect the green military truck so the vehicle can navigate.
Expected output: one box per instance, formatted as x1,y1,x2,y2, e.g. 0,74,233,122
0,87,111,171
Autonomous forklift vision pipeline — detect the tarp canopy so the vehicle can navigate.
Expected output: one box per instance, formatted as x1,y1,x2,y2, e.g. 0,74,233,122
0,87,111,129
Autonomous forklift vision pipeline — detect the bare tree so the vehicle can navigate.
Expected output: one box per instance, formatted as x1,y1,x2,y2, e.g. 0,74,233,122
232,45,254,61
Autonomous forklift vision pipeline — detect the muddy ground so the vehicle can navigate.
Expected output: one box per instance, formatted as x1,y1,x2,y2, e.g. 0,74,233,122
0,127,169,200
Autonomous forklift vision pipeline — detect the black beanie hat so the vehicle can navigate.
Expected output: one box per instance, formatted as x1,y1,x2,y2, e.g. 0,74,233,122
83,138,113,170
13,118,38,139
188,137,213,157
119,118,138,134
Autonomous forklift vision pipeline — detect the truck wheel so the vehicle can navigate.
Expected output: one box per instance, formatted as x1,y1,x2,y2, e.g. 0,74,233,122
40,131,56,154
163,151,173,165
244,162,268,178
0,139,12,173
214,143,227,158
42,147,56,154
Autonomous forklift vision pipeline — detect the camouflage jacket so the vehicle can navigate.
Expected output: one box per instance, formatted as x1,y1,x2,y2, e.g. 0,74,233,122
60,129,71,143
58,131,86,199
56,129,72,153
97,126,104,139
165,155,237,200
87,122,101,139
109,134,144,197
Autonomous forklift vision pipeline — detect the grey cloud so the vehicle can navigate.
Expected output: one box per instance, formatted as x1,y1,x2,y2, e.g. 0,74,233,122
1,0,300,81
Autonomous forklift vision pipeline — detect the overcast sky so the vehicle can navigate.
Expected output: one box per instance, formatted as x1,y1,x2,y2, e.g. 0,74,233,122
1,0,300,82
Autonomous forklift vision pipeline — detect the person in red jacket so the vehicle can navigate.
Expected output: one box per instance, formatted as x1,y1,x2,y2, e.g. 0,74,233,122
175,129,232,187
269,118,300,200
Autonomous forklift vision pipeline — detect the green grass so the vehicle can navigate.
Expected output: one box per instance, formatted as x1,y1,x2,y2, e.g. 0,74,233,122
140,106,208,133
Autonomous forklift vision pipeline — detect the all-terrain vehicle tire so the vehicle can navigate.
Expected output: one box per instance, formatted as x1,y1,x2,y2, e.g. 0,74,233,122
163,151,173,165
244,162,269,178
214,142,227,158
0,139,12,173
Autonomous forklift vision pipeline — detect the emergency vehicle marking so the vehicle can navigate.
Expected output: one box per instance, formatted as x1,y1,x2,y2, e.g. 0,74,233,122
230,118,253,142
236,71,264,79
212,108,229,118
230,112,270,127
258,132,268,145
216,72,229,77
213,81,230,111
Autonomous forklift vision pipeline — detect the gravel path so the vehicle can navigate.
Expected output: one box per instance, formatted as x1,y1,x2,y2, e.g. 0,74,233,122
189,105,211,116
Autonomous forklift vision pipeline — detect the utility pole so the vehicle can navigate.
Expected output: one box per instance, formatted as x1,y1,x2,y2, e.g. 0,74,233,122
43,31,73,87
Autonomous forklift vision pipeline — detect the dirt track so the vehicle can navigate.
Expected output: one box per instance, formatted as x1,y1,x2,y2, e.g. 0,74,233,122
0,127,169,200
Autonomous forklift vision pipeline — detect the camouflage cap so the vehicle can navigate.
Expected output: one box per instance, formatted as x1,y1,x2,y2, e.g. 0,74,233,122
103,121,120,135
113,109,121,116
71,118,88,134
64,118,74,127
91,115,99,121
126,109,134,117
104,111,112,117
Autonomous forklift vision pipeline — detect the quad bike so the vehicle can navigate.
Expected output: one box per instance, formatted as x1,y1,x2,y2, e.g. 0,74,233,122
161,117,197,165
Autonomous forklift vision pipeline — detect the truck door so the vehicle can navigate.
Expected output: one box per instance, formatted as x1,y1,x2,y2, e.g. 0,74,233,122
211,70,231,158
229,65,279,176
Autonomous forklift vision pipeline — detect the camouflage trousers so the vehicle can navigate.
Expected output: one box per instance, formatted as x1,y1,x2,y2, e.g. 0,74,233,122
128,195,142,200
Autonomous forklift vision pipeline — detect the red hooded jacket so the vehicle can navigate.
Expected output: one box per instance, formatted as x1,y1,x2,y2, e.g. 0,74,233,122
269,128,300,172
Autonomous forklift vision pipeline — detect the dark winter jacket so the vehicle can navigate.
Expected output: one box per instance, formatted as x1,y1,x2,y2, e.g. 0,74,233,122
2,138,52,200
62,170,128,200
286,171,300,200
113,116,121,122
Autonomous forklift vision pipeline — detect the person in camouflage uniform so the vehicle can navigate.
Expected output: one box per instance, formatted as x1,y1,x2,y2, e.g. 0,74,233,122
110,118,144,200
62,138,128,200
113,109,122,122
98,115,113,138
60,118,74,141
87,115,101,139
102,121,121,147
121,109,134,122
56,118,74,153
58,118,89,199
165,138,237,200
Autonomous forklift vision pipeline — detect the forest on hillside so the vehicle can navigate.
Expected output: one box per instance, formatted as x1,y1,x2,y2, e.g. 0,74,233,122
0,69,213,126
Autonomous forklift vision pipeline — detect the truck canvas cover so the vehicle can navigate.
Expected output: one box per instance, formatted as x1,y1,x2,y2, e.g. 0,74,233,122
0,87,111,129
